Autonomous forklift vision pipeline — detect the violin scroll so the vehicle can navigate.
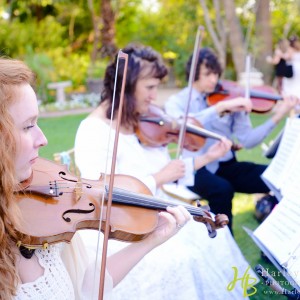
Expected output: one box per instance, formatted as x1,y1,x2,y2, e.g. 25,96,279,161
193,211,229,238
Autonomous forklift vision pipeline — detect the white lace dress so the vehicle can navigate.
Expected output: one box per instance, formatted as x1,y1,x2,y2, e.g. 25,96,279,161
75,117,258,300
16,245,75,300
15,234,113,300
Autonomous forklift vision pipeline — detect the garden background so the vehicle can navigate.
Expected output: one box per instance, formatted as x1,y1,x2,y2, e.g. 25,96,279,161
2,1,299,298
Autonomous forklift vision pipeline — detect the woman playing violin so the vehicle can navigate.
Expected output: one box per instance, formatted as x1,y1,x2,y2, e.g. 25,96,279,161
75,44,257,300
165,47,299,232
0,57,191,299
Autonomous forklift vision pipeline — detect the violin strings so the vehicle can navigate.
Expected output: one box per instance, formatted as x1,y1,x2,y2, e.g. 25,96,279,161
26,183,207,217
110,187,205,217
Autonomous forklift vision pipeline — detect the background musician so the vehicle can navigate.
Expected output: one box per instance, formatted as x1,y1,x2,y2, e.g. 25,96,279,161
75,44,257,300
165,47,299,232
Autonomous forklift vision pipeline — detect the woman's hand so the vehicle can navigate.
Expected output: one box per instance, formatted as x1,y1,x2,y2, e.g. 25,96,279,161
146,205,191,247
153,159,185,187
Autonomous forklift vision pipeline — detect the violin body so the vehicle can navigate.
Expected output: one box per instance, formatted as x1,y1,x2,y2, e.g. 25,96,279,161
207,80,282,113
137,104,222,151
16,158,228,248
16,157,158,248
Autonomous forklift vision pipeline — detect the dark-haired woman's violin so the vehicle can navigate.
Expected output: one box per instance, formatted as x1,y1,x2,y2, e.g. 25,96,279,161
136,104,224,152
207,80,282,113
15,157,228,248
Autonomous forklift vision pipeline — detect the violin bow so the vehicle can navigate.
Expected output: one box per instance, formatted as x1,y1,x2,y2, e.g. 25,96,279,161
244,54,251,103
176,25,204,159
97,50,128,300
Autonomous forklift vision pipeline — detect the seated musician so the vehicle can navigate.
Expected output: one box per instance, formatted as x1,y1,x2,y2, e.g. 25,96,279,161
74,43,258,300
165,47,300,233
0,58,191,299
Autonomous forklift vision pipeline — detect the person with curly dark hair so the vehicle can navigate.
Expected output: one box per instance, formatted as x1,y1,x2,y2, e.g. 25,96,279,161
75,44,257,300
165,47,299,233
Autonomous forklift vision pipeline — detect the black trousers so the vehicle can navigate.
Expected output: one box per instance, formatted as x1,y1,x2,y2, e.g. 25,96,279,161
188,158,270,232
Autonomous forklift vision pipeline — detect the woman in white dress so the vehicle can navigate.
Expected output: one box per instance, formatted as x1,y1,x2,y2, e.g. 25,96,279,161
75,44,258,300
0,58,191,300
282,35,300,97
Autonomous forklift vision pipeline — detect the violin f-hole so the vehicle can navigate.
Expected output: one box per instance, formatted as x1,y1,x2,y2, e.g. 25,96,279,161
59,171,78,183
62,203,96,223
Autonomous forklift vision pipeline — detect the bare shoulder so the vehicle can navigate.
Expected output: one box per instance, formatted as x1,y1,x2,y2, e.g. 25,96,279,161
89,103,107,119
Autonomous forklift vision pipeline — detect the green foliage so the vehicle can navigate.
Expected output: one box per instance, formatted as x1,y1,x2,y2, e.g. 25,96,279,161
114,0,201,85
0,16,67,57
24,46,55,101
2,0,300,92
47,47,90,89
87,59,109,79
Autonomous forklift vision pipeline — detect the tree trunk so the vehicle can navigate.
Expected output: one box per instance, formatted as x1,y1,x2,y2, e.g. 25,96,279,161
223,0,246,75
99,0,117,60
87,0,101,64
255,0,273,84
198,0,227,68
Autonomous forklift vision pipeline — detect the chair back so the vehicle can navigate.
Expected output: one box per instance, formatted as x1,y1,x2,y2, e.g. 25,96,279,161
53,148,80,177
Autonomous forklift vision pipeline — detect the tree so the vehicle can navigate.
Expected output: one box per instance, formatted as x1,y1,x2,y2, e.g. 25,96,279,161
87,0,117,63
199,0,275,81
223,0,246,74
254,0,272,84
99,0,117,59
198,0,227,68
87,0,101,63
198,0,247,76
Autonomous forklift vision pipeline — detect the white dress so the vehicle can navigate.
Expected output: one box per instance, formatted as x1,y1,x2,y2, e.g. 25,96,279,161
282,52,300,97
16,233,113,299
16,245,75,300
74,117,258,300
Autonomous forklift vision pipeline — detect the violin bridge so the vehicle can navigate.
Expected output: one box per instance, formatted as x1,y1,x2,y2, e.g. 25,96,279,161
74,179,83,202
171,119,177,130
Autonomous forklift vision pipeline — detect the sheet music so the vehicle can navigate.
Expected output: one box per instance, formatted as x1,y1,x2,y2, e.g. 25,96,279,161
285,244,300,286
253,186,300,266
262,118,300,192
280,146,300,196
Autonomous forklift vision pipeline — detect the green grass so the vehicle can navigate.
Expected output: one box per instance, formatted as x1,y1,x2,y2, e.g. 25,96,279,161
38,114,87,159
38,112,290,299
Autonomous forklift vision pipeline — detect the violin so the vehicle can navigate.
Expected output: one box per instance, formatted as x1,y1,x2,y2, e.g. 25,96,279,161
136,104,224,152
207,80,282,113
15,157,228,248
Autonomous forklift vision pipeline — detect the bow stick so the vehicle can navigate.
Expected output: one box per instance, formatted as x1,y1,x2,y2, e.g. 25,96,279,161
176,25,204,159
244,54,251,103
97,50,128,299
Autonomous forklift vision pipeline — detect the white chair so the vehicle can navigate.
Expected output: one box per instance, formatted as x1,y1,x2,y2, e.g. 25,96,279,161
53,148,80,177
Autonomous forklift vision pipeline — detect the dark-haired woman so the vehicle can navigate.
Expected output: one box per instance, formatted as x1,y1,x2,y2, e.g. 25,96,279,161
0,57,191,300
75,44,256,300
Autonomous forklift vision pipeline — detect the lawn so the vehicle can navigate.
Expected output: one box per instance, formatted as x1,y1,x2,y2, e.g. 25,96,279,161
38,112,289,299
